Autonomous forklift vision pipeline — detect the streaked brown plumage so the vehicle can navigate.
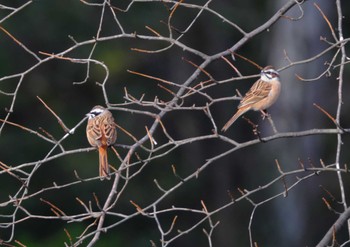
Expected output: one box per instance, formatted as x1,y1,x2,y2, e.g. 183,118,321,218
222,66,281,132
86,105,117,180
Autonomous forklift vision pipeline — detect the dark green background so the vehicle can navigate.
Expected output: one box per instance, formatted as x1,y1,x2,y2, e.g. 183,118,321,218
0,0,350,246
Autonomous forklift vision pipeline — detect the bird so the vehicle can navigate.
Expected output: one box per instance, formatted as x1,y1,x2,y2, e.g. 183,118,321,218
221,66,281,132
86,105,117,180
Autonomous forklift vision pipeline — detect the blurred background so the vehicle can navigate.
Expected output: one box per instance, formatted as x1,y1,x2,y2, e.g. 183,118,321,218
0,0,350,246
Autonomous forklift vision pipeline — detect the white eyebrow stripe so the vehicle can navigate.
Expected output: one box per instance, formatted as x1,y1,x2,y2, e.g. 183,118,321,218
91,109,104,115
265,69,278,74
263,69,279,78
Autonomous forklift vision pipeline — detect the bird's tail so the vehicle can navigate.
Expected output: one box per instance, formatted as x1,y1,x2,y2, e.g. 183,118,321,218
98,146,110,180
221,108,247,132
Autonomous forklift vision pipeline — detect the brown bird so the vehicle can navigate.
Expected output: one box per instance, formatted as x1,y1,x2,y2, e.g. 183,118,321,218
222,66,281,132
86,105,117,180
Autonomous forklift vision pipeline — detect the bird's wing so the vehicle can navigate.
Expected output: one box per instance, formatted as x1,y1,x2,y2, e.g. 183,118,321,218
238,80,272,108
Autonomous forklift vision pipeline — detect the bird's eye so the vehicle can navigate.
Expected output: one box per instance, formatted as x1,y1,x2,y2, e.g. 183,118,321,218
264,70,279,79
87,109,104,119
90,111,102,117
91,108,104,115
